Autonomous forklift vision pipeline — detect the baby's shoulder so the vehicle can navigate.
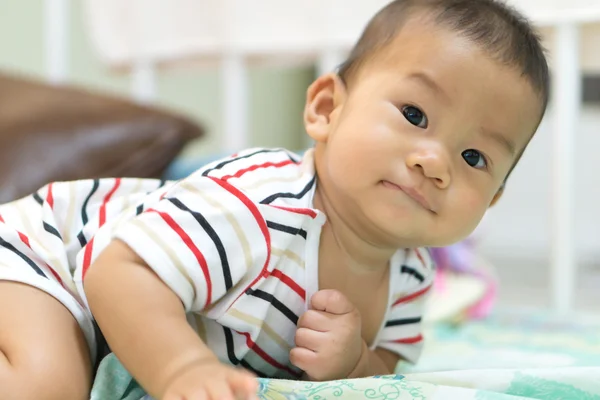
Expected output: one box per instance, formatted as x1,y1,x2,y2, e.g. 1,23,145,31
404,248,435,271
191,147,301,180
394,247,435,288
178,147,312,205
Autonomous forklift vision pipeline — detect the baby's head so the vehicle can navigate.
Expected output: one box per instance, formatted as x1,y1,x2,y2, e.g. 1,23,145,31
304,0,549,249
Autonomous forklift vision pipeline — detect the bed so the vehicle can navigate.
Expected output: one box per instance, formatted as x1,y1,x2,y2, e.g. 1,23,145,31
90,309,600,399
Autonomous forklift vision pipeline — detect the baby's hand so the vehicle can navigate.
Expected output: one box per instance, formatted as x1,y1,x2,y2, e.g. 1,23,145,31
161,360,259,400
290,289,364,381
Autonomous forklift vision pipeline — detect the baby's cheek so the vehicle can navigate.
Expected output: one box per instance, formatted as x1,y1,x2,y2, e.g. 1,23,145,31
452,193,488,232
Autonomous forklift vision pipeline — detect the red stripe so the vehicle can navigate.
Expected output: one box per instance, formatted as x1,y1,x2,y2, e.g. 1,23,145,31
46,183,54,209
0,214,4,223
415,249,426,269
209,178,272,305
392,284,432,307
99,178,122,226
43,263,64,285
237,331,301,377
271,269,305,300
18,232,30,248
222,160,294,181
151,209,213,308
269,205,317,219
81,237,95,280
15,230,64,286
392,334,423,345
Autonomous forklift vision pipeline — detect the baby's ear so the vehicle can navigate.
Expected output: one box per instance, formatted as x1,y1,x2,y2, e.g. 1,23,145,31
489,184,504,207
304,73,347,143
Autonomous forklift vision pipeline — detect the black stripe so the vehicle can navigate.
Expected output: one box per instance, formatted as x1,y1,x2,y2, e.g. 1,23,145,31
135,204,144,216
223,327,240,366
43,222,62,240
246,288,299,325
81,179,100,225
32,192,44,205
158,179,167,188
202,148,295,177
168,197,233,290
266,221,307,239
385,317,422,328
260,176,316,205
222,327,264,376
240,360,265,378
77,231,87,248
401,265,425,283
92,321,111,370
0,236,46,278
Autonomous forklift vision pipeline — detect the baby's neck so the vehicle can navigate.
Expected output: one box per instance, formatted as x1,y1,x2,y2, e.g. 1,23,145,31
313,187,394,280
319,220,391,276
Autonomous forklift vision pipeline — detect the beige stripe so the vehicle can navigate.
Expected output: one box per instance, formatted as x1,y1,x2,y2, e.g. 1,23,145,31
122,178,144,212
239,174,302,191
15,203,76,291
271,248,304,269
110,179,146,229
227,308,291,351
62,182,77,244
180,182,253,273
16,202,37,238
130,219,196,299
192,314,208,343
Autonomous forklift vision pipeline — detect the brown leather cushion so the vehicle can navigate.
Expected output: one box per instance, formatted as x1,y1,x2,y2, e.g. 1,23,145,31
0,73,203,203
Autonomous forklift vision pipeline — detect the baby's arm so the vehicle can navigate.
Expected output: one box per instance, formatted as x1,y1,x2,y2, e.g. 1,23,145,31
84,239,258,400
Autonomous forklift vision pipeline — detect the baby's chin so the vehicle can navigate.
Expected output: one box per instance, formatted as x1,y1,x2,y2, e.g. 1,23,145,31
417,230,476,248
377,221,473,249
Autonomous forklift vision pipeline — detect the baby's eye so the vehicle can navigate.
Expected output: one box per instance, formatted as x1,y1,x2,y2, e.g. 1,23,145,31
401,105,428,128
462,149,488,169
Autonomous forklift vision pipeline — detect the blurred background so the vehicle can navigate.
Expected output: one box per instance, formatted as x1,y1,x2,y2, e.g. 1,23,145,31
0,1,598,317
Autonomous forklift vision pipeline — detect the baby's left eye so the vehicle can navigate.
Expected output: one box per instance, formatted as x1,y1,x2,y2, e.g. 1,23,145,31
401,105,428,128
462,149,487,169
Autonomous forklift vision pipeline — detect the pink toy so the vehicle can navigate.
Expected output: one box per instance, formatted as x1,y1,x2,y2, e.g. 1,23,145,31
429,237,497,319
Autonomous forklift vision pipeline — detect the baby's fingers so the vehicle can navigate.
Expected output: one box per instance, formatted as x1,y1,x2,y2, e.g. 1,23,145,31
310,290,355,315
295,327,326,352
289,346,318,372
205,380,237,400
162,387,208,400
228,369,259,400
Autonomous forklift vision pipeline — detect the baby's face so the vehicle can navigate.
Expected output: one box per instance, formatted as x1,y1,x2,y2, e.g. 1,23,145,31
313,20,543,248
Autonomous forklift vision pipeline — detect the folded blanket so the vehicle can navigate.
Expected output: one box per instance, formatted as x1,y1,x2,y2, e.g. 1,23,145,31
90,353,600,400
90,354,146,400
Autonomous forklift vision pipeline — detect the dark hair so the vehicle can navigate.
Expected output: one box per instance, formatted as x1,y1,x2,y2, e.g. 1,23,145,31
338,0,550,113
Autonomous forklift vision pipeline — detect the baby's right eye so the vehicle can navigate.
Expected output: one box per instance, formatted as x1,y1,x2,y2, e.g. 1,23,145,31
401,105,428,128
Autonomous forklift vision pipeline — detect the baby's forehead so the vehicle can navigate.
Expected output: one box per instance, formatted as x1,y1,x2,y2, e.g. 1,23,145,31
354,42,541,141
342,8,547,113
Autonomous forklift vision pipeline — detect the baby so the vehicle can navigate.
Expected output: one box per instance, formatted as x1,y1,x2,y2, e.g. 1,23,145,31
0,0,549,399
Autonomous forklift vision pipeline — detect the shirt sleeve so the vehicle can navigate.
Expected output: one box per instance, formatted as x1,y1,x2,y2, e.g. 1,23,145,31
111,175,271,313
376,248,435,364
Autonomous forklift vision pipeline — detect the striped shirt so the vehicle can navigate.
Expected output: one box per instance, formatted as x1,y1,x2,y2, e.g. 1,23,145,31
0,148,434,378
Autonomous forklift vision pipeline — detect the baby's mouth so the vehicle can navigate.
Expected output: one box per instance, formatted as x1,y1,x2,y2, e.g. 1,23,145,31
381,180,436,213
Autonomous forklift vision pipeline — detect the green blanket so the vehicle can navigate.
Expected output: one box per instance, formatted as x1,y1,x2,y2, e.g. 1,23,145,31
91,355,600,400
91,310,600,399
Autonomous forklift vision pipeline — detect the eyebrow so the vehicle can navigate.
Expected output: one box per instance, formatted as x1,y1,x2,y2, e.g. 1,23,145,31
407,72,517,157
481,128,517,156
406,72,450,103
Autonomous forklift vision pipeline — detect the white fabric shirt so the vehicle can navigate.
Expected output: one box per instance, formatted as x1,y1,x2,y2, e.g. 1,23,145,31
0,148,434,377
